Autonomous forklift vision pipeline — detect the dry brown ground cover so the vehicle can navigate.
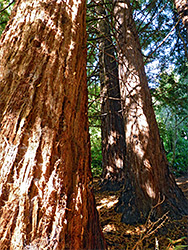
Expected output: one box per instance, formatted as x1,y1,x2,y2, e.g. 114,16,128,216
93,175,188,250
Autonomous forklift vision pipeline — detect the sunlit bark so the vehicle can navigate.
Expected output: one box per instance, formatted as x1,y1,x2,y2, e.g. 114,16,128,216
97,1,126,191
113,0,188,224
0,0,106,249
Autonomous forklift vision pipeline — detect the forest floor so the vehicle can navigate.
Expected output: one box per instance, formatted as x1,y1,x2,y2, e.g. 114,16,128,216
93,174,188,250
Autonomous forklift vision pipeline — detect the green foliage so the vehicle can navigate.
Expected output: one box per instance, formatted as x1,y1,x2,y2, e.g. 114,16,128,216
87,82,102,176
131,0,188,89
89,126,102,177
153,71,188,175
87,0,103,176
0,0,14,35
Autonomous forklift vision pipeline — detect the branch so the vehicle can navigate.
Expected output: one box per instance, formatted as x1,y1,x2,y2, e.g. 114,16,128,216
132,211,169,250
175,115,188,128
145,19,180,62
0,0,15,13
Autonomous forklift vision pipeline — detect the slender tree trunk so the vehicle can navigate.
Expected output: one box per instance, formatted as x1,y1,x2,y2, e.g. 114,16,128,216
0,0,106,249
113,0,188,225
174,0,188,34
96,1,126,191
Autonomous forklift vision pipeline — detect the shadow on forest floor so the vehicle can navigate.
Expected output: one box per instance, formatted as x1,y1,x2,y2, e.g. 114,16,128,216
93,175,188,250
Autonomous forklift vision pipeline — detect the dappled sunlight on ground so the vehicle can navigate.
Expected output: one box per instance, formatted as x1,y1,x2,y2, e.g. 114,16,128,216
97,196,118,210
102,224,117,233
93,176,188,249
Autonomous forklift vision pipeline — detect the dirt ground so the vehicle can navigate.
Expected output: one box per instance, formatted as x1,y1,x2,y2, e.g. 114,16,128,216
94,175,188,250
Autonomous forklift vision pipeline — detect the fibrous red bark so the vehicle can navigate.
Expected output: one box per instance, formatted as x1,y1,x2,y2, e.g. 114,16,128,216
0,0,106,249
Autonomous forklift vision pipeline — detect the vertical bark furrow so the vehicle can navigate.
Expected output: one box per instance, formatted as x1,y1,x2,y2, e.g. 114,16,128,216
0,200,19,248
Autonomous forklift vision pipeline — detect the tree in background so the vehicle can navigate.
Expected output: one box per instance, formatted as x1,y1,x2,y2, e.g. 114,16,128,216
113,0,188,224
0,0,106,249
87,0,187,183
96,0,126,191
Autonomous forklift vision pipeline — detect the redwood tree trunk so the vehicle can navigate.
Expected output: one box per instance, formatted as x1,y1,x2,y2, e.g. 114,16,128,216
0,0,106,249
113,0,188,225
97,1,126,191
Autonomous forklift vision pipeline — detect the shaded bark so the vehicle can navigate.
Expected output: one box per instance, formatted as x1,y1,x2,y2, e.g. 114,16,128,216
113,0,188,225
97,1,126,191
0,0,106,249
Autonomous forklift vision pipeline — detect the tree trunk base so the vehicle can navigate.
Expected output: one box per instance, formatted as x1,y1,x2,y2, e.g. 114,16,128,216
115,179,188,225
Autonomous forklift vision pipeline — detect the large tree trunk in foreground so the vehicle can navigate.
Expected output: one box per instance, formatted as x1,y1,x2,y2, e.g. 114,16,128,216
0,0,106,249
97,1,126,191
113,0,188,225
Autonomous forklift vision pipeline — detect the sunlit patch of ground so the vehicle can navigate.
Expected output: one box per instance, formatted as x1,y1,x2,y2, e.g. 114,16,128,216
97,195,118,210
93,176,188,250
